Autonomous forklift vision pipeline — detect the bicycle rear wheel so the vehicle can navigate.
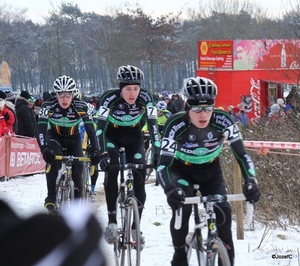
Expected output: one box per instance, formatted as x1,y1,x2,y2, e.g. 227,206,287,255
207,238,231,266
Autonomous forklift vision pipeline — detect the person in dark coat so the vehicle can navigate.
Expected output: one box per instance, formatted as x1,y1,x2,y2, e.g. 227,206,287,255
15,90,36,138
164,96,177,114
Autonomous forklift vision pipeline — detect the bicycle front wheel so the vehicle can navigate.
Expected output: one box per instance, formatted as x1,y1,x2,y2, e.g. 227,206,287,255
62,180,74,211
114,192,126,266
207,238,231,266
81,162,91,204
125,197,141,266
186,231,205,266
145,147,153,180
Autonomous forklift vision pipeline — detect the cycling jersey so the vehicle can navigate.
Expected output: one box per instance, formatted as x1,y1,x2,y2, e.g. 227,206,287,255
157,108,256,190
37,98,99,150
97,88,160,154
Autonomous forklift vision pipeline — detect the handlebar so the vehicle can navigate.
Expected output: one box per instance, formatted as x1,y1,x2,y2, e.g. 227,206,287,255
46,155,95,175
174,193,254,230
110,163,144,170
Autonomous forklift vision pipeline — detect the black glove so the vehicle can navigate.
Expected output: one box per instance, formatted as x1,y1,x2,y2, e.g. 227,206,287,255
3,112,9,121
243,178,261,203
99,153,111,171
164,185,186,210
89,149,101,165
42,147,56,164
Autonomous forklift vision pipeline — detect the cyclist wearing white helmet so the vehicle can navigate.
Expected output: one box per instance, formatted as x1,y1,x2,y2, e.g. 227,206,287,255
37,75,101,211
157,77,261,266
97,65,160,246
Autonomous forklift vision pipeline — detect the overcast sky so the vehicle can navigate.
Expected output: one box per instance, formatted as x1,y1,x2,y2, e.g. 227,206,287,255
5,0,291,24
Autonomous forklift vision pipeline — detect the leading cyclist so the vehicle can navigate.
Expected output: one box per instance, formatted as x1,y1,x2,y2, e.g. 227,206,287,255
157,77,261,266
96,65,160,246
37,75,101,211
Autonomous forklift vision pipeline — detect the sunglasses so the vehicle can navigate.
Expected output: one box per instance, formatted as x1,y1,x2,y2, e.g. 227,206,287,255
187,103,214,113
57,93,73,99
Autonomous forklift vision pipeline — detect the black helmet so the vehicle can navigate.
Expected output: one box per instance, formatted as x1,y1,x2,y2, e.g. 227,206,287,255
182,77,217,104
117,65,144,84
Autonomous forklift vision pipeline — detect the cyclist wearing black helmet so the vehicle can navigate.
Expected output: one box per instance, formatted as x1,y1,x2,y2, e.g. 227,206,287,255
157,77,261,266
97,65,160,246
37,75,101,211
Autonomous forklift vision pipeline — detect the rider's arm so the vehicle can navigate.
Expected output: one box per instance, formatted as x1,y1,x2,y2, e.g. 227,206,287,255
140,88,160,154
222,112,256,180
95,90,116,153
36,102,50,150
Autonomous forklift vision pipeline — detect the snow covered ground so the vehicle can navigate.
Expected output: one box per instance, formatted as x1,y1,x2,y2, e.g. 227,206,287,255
0,173,299,266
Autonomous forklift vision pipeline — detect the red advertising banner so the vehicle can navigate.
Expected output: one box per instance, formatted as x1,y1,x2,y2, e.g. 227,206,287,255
8,136,46,177
198,40,233,69
0,136,6,177
233,39,300,70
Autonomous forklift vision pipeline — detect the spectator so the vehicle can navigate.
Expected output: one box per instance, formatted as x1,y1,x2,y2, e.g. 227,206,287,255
227,105,234,115
0,97,15,136
173,94,184,112
164,96,177,114
0,91,17,133
267,103,284,125
0,200,106,266
289,98,300,116
238,103,250,128
42,91,52,102
276,98,286,118
231,106,241,123
15,90,36,138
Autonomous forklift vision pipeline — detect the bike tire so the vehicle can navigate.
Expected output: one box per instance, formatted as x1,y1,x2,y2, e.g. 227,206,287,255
207,238,231,266
126,197,141,266
55,173,65,214
115,192,126,266
81,162,91,204
186,232,205,266
62,180,74,210
145,147,153,180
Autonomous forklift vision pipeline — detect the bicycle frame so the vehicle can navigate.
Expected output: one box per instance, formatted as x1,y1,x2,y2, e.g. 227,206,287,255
47,154,92,214
112,147,144,266
175,185,254,266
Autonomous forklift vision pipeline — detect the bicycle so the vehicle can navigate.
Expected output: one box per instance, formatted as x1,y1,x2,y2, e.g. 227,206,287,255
46,150,93,214
81,147,96,203
175,185,254,266
144,143,159,186
109,147,144,266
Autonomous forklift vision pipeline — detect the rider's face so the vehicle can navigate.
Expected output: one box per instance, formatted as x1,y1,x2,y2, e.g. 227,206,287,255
56,92,73,109
188,105,214,128
121,85,140,105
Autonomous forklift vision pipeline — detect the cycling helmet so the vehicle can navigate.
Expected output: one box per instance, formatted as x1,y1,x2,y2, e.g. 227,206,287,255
74,88,82,100
156,101,167,111
117,65,144,84
182,77,217,103
270,103,280,114
53,75,76,93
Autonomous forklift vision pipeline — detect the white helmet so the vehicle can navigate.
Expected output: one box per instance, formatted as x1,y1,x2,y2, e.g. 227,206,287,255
53,75,76,93
74,88,82,100
117,65,144,84
156,101,167,111
270,103,280,114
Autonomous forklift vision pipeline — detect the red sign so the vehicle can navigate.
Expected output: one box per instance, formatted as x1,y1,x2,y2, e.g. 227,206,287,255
8,136,46,176
0,136,5,177
198,40,233,69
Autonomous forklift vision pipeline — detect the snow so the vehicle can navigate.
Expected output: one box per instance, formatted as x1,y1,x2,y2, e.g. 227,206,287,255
0,173,299,266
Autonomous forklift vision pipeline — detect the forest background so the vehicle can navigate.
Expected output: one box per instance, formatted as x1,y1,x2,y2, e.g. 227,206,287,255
1,0,300,95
